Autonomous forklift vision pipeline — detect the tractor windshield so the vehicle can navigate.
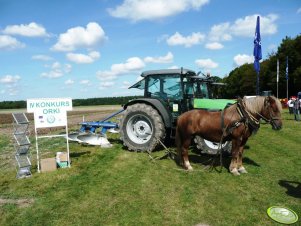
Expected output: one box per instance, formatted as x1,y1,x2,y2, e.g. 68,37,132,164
129,78,145,90
198,82,210,98
185,78,211,98
147,74,182,100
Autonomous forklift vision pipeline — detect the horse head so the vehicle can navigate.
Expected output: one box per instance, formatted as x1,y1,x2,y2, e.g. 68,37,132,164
261,96,282,130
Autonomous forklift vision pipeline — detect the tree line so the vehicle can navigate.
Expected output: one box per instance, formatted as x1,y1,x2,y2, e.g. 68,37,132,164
221,34,301,98
0,96,142,109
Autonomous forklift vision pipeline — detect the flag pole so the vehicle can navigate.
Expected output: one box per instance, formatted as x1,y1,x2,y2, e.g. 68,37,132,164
256,72,260,95
276,59,279,98
286,56,289,100
287,79,288,100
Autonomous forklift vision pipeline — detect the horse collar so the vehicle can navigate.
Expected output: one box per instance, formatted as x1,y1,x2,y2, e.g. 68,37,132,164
236,98,260,133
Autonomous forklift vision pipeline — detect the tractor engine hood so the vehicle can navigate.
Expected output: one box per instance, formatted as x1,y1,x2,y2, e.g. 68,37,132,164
193,98,235,111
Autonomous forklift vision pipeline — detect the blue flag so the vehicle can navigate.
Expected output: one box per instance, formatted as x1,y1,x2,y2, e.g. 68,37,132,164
286,56,289,80
253,16,262,73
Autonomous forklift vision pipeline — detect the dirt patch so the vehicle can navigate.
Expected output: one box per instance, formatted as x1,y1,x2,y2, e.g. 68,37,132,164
0,198,35,208
0,106,123,136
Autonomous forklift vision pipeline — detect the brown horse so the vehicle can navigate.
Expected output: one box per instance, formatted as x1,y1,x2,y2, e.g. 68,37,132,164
176,96,282,175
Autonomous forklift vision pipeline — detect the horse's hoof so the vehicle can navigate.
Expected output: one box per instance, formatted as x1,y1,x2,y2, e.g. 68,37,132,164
238,167,248,174
186,165,193,171
230,168,240,176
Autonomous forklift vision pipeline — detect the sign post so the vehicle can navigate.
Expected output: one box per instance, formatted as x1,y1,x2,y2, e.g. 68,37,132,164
27,98,72,172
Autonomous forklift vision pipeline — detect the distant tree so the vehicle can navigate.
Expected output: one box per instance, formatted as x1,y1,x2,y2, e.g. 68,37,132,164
0,96,142,109
222,34,301,98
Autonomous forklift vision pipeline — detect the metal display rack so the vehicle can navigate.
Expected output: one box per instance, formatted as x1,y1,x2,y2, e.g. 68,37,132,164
12,113,32,178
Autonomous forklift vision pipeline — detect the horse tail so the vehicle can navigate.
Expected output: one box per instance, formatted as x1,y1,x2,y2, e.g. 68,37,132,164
175,122,183,166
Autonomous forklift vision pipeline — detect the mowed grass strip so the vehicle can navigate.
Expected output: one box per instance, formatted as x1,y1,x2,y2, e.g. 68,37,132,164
0,110,300,226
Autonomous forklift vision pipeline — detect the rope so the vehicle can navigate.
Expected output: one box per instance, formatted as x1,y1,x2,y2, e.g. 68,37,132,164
147,138,223,173
147,138,176,161
213,104,240,172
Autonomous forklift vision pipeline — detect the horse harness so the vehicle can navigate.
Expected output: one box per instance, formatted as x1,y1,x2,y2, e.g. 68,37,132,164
220,97,260,137
215,98,261,170
216,97,280,170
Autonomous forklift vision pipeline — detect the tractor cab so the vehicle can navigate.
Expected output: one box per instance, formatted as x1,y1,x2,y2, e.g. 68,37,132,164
130,69,208,114
130,69,194,100
129,68,228,114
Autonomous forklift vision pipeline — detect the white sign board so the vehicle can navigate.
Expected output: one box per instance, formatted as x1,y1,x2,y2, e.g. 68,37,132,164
27,98,72,128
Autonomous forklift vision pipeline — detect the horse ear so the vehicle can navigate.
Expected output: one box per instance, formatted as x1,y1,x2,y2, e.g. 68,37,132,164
264,96,270,106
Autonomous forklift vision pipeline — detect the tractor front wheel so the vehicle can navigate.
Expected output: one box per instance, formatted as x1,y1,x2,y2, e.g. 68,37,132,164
194,135,232,155
120,103,166,152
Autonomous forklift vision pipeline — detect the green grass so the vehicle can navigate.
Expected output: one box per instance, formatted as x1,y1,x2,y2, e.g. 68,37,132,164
0,110,300,226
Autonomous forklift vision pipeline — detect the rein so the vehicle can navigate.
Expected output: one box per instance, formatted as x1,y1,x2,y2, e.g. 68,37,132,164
258,98,281,124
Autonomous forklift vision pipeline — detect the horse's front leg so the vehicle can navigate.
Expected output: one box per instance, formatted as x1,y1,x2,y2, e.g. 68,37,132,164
182,137,193,171
229,139,241,176
237,139,248,174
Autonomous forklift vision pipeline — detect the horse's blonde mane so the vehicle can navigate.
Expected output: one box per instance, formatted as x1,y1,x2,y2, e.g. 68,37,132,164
243,96,282,114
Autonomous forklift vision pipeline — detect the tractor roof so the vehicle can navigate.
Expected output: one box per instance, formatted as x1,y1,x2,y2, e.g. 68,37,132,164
129,68,206,90
141,68,196,77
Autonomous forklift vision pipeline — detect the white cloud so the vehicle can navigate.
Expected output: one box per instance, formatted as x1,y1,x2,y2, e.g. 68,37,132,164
208,14,278,42
99,81,115,89
41,71,63,79
32,55,53,61
3,22,49,37
231,14,278,37
121,81,131,89
108,0,209,22
233,54,254,66
136,76,144,82
208,22,232,42
166,32,205,47
205,42,224,50
0,75,21,84
97,57,145,81
96,71,117,81
80,80,91,85
65,79,74,85
41,62,72,79
268,44,277,52
144,52,173,63
297,8,301,14
0,35,25,50
52,22,106,52
111,57,145,74
195,58,218,69
66,51,100,64
168,65,180,69
7,88,19,96
64,64,72,74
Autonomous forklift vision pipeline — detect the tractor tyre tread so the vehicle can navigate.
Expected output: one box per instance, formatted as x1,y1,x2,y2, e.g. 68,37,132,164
120,103,165,152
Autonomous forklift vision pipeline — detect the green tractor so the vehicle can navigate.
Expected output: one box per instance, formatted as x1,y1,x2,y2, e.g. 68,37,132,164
120,68,235,154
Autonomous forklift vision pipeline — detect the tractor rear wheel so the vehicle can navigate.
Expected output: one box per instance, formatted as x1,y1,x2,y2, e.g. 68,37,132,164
194,135,232,155
120,103,166,152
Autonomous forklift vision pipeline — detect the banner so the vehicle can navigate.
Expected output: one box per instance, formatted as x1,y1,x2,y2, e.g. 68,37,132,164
27,98,72,128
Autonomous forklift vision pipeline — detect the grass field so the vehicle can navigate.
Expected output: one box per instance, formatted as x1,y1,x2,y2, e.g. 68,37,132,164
0,109,300,226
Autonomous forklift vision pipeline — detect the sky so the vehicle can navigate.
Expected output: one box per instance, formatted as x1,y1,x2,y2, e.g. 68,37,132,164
0,0,300,101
